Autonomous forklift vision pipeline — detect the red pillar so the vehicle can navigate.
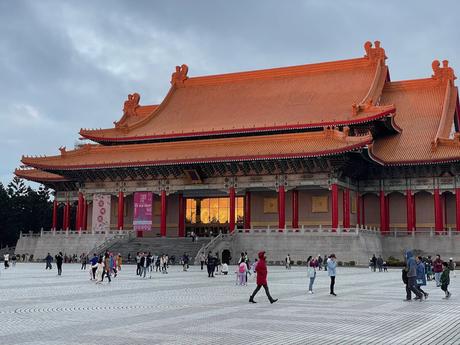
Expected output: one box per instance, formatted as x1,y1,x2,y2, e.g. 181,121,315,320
62,203,67,230
406,189,414,233
331,184,338,230
83,200,88,231
356,192,361,226
291,190,299,229
65,200,70,230
434,188,443,233
160,190,167,237
385,194,390,232
178,194,185,237
52,200,58,230
229,187,236,233
413,193,416,231
379,190,386,233
278,186,285,230
77,192,84,231
343,188,350,229
456,188,460,231
117,191,124,230
244,191,251,229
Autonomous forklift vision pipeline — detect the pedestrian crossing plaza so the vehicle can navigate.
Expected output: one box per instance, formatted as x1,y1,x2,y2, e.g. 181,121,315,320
0,263,459,344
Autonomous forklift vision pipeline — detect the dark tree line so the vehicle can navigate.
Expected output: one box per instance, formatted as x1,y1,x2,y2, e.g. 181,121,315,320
0,177,52,248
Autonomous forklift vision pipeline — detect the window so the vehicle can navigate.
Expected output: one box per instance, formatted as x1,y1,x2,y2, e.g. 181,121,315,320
185,197,244,224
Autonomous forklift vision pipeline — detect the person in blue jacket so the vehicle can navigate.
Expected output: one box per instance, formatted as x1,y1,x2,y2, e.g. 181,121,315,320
415,255,428,299
405,250,423,301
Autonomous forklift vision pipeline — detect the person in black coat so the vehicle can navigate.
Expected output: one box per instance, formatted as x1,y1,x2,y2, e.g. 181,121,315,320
206,252,215,277
55,252,63,276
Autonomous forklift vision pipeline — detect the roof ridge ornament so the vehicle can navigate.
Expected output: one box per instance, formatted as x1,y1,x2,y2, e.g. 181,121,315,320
122,93,140,117
364,41,387,65
432,60,456,82
59,146,67,156
171,64,189,87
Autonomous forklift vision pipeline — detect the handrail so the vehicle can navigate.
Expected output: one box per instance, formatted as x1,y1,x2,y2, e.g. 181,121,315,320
194,233,222,263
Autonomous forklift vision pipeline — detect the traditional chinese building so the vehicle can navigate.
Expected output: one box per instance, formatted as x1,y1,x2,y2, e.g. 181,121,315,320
15,41,460,238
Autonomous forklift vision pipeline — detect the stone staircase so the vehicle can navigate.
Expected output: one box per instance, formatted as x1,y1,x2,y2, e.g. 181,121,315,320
105,237,211,264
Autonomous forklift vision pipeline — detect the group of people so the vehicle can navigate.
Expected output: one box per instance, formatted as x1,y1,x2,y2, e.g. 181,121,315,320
135,252,169,277
306,254,338,296
370,254,387,272
404,252,455,301
89,252,122,284
3,253,16,268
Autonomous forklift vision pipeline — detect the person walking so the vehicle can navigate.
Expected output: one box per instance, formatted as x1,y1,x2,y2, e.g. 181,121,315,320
448,258,456,277
199,252,206,271
307,256,317,294
377,255,384,272
116,253,122,272
323,255,328,271
102,252,111,283
90,253,98,280
206,252,215,278
11,254,16,267
3,253,9,269
45,253,53,270
249,251,277,304
285,254,291,270
182,253,189,272
136,252,142,276
405,251,423,301
371,254,377,272
80,253,87,270
440,262,451,299
95,257,104,284
327,254,337,296
415,256,429,299
433,255,443,287
55,252,63,276
317,255,323,271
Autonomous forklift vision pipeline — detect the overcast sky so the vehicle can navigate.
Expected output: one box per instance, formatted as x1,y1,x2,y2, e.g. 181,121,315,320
1,0,459,187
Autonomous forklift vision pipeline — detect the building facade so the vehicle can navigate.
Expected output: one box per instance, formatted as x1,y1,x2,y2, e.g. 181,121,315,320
15,41,460,237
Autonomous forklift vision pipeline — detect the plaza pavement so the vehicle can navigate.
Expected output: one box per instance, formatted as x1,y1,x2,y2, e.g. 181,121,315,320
0,263,459,345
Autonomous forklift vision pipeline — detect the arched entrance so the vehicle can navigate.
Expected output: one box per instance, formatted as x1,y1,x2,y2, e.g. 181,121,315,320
222,249,231,264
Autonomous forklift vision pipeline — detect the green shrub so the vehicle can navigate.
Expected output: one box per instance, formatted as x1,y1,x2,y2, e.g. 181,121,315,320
349,261,356,266
386,256,404,267
296,260,303,266
338,261,343,266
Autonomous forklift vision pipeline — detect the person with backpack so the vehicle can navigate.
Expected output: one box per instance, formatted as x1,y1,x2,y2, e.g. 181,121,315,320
249,251,278,304
440,262,451,299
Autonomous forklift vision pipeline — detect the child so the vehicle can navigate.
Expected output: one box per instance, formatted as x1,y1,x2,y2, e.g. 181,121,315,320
440,262,451,299
383,261,388,272
238,262,247,286
221,263,229,275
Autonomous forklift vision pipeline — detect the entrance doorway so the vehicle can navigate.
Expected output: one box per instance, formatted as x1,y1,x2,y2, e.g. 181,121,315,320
222,249,231,264
185,197,244,236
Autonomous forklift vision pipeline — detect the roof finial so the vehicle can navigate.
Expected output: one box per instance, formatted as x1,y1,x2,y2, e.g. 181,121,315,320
59,146,67,155
364,40,387,64
432,60,456,81
171,64,189,87
123,93,140,117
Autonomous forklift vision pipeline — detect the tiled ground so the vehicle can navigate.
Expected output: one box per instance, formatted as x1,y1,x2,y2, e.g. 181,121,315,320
0,263,458,345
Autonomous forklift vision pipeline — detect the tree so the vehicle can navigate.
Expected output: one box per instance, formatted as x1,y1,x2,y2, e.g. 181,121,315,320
0,178,52,248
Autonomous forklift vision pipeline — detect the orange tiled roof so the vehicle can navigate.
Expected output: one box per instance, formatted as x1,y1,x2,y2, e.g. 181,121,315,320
371,60,460,165
22,129,372,170
80,41,393,143
14,168,69,182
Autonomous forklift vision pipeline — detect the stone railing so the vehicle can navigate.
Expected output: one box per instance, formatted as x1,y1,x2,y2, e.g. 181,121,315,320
235,225,379,235
20,229,132,238
194,233,223,263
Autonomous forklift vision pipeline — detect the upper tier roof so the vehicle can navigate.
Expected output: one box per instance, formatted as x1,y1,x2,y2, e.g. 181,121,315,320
14,168,69,182
21,129,371,170
80,41,393,143
370,60,460,165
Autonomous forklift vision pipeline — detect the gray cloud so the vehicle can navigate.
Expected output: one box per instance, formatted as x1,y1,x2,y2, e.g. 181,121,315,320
1,0,459,187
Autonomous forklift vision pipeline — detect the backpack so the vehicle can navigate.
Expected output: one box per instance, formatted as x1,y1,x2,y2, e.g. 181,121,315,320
239,263,246,273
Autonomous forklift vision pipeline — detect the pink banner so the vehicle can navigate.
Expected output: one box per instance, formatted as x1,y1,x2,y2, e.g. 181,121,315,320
133,192,153,231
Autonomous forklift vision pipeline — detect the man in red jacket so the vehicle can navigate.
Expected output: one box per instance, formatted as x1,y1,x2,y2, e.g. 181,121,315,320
249,251,278,304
